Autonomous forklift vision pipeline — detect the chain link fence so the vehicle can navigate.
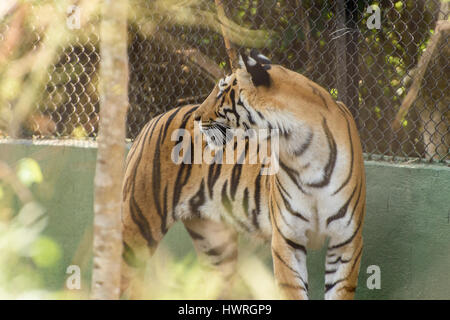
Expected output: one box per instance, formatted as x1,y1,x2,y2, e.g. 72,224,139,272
0,0,448,162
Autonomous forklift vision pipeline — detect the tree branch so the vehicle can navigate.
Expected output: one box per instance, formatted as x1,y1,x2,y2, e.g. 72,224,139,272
214,0,238,71
152,30,224,80
392,2,449,130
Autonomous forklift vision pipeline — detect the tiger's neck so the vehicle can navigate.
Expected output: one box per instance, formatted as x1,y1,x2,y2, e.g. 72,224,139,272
259,111,326,190
238,97,324,185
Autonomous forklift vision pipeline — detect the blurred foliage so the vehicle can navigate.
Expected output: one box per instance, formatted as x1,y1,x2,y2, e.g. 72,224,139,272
135,244,279,299
16,157,43,186
0,158,67,298
0,0,101,138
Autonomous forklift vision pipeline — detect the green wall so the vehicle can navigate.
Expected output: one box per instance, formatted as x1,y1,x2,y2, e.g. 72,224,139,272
1,142,449,299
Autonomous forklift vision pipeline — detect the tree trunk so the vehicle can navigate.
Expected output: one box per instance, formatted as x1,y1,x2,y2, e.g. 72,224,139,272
91,0,129,300
334,0,360,120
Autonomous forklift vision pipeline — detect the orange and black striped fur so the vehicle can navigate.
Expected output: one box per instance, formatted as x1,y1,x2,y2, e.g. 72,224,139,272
121,50,366,299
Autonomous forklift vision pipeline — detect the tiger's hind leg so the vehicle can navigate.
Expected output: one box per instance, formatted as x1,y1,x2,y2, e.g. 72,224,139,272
183,217,238,298
120,195,175,299
324,228,363,299
324,179,365,300
271,226,309,300
270,199,309,300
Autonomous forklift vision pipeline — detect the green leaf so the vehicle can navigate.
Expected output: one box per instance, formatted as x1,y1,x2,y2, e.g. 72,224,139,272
16,158,43,187
30,236,62,268
330,88,338,99
71,126,88,139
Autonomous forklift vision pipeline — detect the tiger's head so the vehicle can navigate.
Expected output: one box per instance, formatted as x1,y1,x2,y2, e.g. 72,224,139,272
193,49,326,148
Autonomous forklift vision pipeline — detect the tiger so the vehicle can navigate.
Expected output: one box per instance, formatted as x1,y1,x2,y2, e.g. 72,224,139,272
121,49,366,300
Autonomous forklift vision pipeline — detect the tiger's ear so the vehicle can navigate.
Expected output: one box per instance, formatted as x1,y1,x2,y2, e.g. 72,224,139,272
238,51,271,87
249,48,272,66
